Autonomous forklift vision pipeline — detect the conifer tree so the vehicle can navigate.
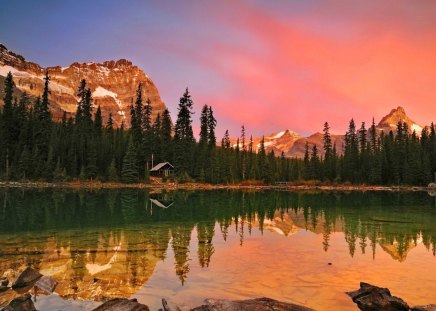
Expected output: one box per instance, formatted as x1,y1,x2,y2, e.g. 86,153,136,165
174,88,195,175
94,105,103,136
208,106,217,148
160,108,173,162
121,138,139,183
221,130,231,149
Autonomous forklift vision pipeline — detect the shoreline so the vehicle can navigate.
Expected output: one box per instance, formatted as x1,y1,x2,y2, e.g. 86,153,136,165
0,180,433,192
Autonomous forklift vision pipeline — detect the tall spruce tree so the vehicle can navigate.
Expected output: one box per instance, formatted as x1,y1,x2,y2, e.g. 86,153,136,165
121,138,139,183
174,88,195,175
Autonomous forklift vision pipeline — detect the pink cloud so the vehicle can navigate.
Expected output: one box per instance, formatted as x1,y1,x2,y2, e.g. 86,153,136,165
150,1,436,137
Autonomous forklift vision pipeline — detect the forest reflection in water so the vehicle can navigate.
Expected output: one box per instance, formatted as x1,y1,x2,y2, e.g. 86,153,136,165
0,189,435,309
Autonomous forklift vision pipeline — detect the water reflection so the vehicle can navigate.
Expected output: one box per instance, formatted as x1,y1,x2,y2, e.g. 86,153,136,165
0,189,435,304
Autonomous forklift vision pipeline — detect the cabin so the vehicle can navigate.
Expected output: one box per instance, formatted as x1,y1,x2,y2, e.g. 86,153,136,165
150,162,174,177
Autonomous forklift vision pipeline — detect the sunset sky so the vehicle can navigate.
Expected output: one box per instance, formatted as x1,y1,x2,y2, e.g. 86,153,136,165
1,0,436,137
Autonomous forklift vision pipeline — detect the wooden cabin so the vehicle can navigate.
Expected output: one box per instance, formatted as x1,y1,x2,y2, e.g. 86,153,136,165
150,162,174,177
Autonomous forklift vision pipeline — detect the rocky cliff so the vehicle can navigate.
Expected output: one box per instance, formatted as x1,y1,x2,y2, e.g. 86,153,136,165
0,43,167,127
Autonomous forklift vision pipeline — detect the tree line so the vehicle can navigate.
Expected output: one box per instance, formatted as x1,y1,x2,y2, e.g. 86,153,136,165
0,71,435,185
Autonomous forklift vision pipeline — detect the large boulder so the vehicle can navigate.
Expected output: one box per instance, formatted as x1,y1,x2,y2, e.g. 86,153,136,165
92,298,150,311
34,275,57,294
347,282,409,311
190,297,315,311
2,294,36,311
11,268,42,290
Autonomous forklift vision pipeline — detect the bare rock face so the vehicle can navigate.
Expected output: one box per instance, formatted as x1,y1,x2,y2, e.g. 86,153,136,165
92,298,150,311
0,43,168,128
377,106,423,135
347,282,409,311
190,297,315,311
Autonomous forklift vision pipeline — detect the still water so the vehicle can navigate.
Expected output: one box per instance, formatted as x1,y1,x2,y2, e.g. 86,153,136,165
0,189,435,310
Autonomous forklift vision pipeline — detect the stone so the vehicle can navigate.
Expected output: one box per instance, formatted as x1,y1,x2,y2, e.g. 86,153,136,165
35,275,57,294
346,282,409,311
0,285,9,293
3,294,36,311
411,306,436,311
11,268,42,290
162,299,171,311
190,297,315,311
0,276,9,286
92,298,150,311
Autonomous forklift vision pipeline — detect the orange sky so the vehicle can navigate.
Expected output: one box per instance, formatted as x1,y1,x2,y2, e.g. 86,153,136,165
2,0,436,136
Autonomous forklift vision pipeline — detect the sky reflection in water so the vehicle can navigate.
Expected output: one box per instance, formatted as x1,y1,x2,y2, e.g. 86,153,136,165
0,189,435,310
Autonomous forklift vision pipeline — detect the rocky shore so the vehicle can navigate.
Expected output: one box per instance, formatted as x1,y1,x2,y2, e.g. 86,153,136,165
1,267,435,311
0,180,432,193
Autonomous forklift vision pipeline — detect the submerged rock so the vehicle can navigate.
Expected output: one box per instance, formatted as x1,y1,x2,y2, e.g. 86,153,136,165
190,297,315,311
11,268,42,290
92,298,150,311
347,282,409,311
34,275,57,294
411,306,436,311
2,294,36,311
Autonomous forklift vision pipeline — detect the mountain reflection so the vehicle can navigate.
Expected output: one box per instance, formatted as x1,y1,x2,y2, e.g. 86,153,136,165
0,189,435,301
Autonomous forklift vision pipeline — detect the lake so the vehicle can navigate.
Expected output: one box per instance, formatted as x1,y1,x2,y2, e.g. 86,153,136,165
0,189,435,310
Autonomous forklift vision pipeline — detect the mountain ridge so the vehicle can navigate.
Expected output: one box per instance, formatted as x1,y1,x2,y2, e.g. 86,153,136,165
0,43,167,127
231,106,427,158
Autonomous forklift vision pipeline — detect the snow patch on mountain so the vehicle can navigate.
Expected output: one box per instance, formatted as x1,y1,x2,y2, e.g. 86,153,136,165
93,86,125,119
0,65,32,77
0,64,74,95
271,131,285,139
411,123,423,134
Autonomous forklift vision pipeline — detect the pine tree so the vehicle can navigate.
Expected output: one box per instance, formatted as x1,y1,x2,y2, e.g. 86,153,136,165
106,113,114,130
221,130,231,149
199,105,209,146
208,106,217,148
94,105,103,136
107,158,118,182
174,88,195,175
161,108,173,162
121,138,139,183
303,141,310,179
343,119,359,183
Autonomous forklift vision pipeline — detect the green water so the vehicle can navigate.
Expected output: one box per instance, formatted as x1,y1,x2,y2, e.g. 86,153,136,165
0,189,435,310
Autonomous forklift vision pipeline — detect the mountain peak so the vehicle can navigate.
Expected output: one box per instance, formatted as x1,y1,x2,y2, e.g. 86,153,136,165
0,44,166,128
377,106,422,133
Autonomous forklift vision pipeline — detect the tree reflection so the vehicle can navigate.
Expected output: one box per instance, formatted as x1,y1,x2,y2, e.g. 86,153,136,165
0,188,435,300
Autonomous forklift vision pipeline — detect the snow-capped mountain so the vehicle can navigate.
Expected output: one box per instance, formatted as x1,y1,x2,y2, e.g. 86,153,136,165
0,44,167,127
232,106,426,158
377,106,423,135
230,129,301,155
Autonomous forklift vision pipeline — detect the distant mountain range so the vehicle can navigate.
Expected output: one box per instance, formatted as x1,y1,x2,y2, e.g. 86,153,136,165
0,44,429,159
231,106,426,158
0,43,167,127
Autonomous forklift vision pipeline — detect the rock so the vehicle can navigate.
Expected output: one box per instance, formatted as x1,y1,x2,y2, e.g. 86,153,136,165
11,268,42,290
411,306,436,311
190,297,315,311
2,294,36,311
92,298,150,311
35,275,57,294
346,282,409,311
162,299,171,311
0,276,9,286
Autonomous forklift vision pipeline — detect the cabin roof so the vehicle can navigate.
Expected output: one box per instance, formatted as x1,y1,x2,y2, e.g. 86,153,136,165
150,162,174,172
